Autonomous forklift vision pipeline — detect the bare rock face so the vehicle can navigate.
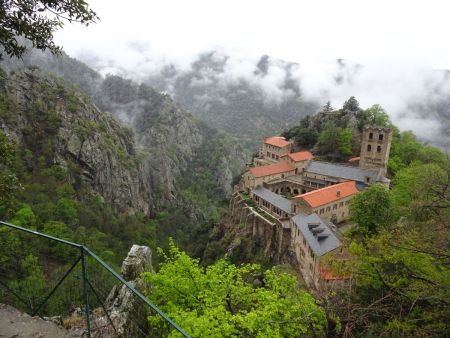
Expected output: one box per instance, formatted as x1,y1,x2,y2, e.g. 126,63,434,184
121,245,154,281
105,245,154,337
0,69,153,215
0,303,79,338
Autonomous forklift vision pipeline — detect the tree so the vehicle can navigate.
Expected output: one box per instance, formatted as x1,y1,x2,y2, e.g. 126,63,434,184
339,127,352,157
143,241,326,337
0,131,20,218
0,0,98,58
357,104,391,131
349,184,393,234
316,122,341,155
295,127,318,149
326,161,449,337
11,254,47,311
342,96,360,112
11,204,37,229
391,163,448,221
323,101,333,112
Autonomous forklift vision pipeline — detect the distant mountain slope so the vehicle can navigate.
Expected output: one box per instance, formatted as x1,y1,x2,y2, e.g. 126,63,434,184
145,52,321,149
140,52,450,150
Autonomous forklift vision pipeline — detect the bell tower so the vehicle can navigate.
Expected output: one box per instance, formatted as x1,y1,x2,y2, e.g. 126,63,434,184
359,126,392,174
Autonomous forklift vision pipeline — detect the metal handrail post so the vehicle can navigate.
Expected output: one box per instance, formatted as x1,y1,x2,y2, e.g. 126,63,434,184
80,247,91,338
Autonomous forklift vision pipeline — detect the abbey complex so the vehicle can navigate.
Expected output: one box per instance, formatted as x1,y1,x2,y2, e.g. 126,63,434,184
233,126,393,289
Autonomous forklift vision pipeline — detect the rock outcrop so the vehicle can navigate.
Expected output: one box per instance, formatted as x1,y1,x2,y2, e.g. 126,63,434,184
105,245,154,337
204,193,293,265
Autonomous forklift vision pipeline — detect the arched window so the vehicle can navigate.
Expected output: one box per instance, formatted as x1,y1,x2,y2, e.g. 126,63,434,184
377,145,381,153
367,144,372,152
369,132,373,139
379,134,384,141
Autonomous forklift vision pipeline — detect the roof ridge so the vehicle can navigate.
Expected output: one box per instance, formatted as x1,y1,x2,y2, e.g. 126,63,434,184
309,159,376,171
293,181,356,198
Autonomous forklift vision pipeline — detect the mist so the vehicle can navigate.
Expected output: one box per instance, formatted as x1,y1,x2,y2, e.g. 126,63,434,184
69,43,449,148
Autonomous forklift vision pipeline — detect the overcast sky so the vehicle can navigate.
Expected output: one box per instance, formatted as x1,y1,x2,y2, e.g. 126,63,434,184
55,0,450,69
52,0,450,146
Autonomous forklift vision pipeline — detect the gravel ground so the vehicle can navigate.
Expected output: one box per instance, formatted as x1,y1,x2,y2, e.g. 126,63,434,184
0,303,80,338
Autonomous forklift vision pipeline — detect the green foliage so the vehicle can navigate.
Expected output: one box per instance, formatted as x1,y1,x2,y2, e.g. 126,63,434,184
356,104,391,130
342,96,360,112
329,143,449,337
0,131,20,218
339,127,353,157
143,241,327,337
388,131,446,175
349,184,393,234
391,163,448,221
10,255,47,311
317,122,341,155
55,197,78,226
11,204,37,229
0,0,98,59
344,223,450,337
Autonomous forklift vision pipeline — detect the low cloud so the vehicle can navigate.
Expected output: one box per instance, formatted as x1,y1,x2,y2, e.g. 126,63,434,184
72,45,449,147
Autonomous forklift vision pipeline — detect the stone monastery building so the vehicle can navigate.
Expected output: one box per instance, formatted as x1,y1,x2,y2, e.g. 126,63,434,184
235,126,392,289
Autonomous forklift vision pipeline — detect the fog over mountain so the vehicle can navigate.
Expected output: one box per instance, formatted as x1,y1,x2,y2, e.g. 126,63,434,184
72,46,449,150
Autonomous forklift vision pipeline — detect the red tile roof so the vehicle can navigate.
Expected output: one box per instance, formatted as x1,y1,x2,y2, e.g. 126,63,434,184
264,136,291,148
348,156,360,163
250,162,294,178
293,181,358,208
282,151,313,162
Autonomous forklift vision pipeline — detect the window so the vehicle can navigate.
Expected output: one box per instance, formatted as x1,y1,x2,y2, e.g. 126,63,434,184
326,206,331,212
320,208,324,214
377,145,381,153
366,177,370,183
339,202,344,207
303,238,306,246
301,249,305,257
309,263,314,271
367,144,372,152
267,152,270,157
369,132,373,139
379,134,384,141
333,204,337,210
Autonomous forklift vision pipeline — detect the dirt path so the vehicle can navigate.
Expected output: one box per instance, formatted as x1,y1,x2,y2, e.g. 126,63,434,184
0,303,80,338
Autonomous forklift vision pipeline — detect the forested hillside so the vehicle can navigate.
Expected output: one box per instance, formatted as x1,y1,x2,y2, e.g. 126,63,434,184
0,60,246,265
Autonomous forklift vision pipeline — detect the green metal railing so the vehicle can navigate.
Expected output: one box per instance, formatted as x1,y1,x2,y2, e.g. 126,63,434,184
0,220,190,337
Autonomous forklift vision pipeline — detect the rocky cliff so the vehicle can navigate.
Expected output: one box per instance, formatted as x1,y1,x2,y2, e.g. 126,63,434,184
2,50,247,211
0,68,152,214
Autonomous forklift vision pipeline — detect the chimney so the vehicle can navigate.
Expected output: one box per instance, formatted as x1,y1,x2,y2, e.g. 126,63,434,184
311,227,325,236
308,222,320,230
336,190,341,197
317,233,330,241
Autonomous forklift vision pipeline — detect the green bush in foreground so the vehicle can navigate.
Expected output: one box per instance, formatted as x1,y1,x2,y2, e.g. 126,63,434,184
143,241,326,337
